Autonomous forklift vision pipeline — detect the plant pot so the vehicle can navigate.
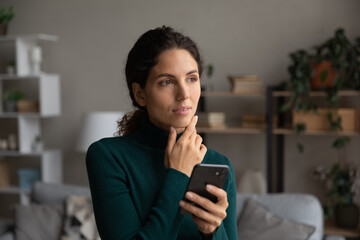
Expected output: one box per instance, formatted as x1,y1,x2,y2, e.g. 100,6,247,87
4,101,17,112
17,100,39,113
0,24,7,36
334,203,360,229
310,61,337,90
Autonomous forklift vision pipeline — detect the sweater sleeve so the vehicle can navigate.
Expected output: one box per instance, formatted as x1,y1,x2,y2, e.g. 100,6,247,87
211,158,238,240
86,141,189,240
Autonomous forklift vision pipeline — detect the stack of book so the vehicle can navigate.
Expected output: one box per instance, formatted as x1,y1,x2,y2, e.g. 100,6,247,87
197,112,226,128
228,74,264,94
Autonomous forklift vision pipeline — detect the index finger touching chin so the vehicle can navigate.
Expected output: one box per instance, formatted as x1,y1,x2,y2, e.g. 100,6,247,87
182,115,198,138
189,115,198,129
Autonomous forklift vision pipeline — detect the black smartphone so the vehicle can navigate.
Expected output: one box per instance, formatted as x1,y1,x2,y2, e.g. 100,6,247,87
180,163,229,215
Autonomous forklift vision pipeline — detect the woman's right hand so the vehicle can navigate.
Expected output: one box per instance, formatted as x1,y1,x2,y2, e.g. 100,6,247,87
164,115,207,177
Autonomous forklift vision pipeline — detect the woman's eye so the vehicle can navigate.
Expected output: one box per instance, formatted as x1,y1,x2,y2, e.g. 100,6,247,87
159,80,172,86
187,76,197,82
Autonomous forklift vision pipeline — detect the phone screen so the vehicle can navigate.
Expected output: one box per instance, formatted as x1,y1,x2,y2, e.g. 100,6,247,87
180,163,229,215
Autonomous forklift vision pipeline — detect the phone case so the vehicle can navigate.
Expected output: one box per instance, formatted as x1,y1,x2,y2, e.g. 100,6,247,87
180,163,229,215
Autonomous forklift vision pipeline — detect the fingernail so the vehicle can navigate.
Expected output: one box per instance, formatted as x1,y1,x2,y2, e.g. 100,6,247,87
206,184,214,190
170,126,174,132
186,192,193,199
179,200,185,207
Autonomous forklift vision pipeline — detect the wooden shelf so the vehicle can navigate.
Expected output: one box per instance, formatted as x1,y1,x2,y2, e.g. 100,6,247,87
0,186,30,194
201,91,265,97
273,128,360,136
0,149,61,157
0,73,57,81
273,90,360,97
0,113,40,118
197,126,265,134
0,34,58,42
325,219,360,238
0,150,43,157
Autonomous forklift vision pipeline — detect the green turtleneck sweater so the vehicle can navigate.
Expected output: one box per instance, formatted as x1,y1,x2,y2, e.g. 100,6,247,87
86,118,237,240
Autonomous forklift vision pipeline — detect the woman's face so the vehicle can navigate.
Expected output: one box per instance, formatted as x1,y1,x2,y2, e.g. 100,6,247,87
134,48,201,133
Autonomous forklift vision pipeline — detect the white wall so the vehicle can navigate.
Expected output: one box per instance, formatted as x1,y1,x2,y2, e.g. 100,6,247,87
2,0,360,202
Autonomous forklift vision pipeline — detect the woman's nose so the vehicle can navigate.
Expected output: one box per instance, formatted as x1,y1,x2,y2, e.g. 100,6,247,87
176,83,190,101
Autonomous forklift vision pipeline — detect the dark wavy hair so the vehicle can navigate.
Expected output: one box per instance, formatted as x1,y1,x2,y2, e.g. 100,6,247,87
117,26,203,136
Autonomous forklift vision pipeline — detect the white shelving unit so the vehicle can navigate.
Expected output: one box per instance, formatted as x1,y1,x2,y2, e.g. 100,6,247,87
0,34,62,205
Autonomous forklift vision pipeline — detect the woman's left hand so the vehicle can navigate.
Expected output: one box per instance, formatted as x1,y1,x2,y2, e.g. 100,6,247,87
179,184,228,234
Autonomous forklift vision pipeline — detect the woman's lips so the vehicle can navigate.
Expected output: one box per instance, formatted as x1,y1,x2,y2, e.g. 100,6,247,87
173,106,191,115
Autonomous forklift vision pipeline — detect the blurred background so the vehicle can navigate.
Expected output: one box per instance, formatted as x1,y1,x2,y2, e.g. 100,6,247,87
0,0,359,220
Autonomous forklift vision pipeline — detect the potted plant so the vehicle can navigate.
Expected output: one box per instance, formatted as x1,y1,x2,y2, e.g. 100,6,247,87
6,60,15,75
314,162,360,228
0,6,15,35
3,89,24,112
31,135,43,152
283,28,360,152
201,63,215,91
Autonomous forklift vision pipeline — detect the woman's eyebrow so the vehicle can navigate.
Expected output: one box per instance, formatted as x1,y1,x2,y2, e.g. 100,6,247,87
186,70,198,75
156,70,198,79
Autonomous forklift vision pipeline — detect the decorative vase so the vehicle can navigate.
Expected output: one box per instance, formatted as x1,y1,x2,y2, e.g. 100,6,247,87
30,46,42,75
310,61,337,90
0,24,7,36
334,203,360,229
4,101,17,112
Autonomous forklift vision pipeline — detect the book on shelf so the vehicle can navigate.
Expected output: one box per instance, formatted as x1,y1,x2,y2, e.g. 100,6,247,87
228,74,259,82
241,114,277,128
197,112,226,128
228,74,264,94
0,161,10,188
197,122,227,129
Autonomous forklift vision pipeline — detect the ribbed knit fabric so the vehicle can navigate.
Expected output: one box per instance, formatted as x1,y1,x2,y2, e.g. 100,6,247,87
86,117,238,240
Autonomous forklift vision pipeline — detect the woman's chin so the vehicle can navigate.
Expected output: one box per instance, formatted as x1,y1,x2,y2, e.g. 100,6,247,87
173,121,190,130
171,114,194,129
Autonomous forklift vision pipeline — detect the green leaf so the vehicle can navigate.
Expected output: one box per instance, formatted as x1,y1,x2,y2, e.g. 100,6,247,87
294,102,302,112
332,137,350,149
333,76,341,86
297,143,304,153
279,103,290,113
319,70,328,83
206,64,214,78
295,123,306,134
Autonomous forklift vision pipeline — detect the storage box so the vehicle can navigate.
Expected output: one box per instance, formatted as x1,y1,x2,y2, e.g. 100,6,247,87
292,108,359,131
17,100,39,112
18,168,40,190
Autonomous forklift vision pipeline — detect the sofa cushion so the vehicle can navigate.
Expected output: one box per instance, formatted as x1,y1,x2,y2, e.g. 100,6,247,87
61,195,100,240
237,199,316,240
13,204,63,240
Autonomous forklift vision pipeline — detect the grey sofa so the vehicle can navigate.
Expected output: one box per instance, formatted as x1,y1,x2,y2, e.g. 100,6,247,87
236,193,323,240
0,182,91,240
0,182,323,240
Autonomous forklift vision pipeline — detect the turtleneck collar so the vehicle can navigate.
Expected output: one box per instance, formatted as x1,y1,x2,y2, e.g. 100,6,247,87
128,115,183,150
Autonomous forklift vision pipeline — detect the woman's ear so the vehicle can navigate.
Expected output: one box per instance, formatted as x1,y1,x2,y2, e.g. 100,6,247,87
132,83,146,107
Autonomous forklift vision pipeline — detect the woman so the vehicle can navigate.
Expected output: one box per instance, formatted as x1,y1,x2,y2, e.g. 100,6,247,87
86,26,237,240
